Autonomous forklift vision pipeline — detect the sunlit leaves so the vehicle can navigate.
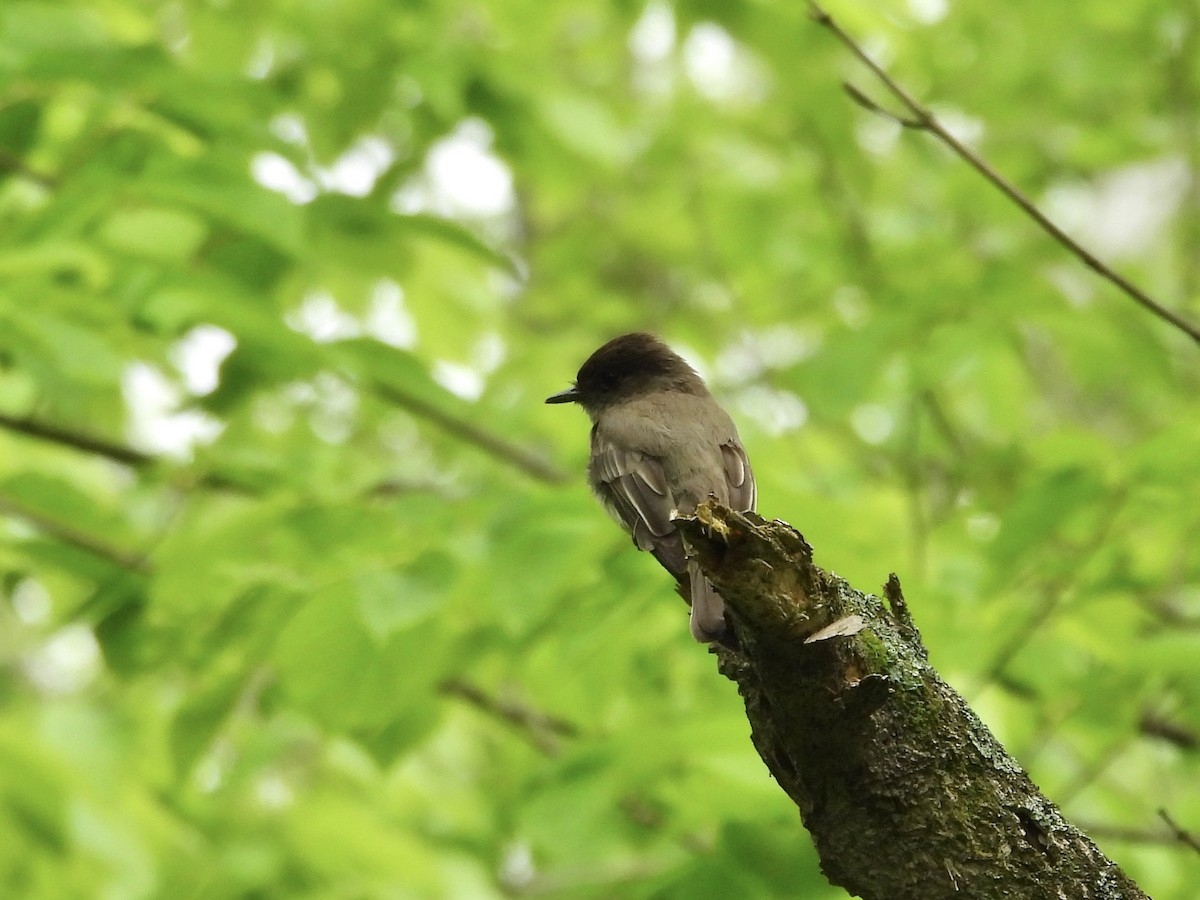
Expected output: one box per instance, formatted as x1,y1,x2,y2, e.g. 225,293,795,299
0,0,1197,897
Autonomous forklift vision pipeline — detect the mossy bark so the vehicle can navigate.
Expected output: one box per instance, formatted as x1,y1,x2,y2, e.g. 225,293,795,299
675,500,1148,900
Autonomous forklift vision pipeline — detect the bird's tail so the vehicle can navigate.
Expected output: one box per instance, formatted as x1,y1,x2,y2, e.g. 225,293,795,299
687,559,727,642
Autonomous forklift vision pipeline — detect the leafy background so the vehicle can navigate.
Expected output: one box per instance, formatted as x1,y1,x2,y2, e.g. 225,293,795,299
1,0,1198,897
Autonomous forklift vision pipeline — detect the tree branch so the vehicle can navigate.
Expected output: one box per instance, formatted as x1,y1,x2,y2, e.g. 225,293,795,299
674,500,1148,899
808,1,1200,346
440,678,578,756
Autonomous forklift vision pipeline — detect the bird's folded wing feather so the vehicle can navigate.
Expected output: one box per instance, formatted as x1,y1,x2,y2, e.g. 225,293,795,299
591,430,755,579
591,432,674,540
589,430,690,573
721,439,757,512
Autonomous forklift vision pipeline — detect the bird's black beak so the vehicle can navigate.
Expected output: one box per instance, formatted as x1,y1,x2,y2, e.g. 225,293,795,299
545,385,581,404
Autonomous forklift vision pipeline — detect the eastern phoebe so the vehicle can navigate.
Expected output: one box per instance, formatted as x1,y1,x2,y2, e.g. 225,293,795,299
546,333,756,643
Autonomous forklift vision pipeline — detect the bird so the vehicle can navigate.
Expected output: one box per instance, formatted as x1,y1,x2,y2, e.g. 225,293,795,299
546,332,756,643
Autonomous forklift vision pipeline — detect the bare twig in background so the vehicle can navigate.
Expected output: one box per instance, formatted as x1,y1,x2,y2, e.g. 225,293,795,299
1080,822,1188,847
362,477,453,499
0,411,461,498
372,383,568,484
0,413,259,493
808,1,1200,346
441,678,578,756
1,382,567,491
0,413,152,468
1056,735,1135,808
1139,711,1199,750
0,493,150,572
841,83,922,130
1158,809,1200,857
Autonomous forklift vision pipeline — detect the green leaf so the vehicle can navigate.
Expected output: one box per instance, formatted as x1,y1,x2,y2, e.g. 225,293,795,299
169,668,245,778
355,552,451,642
98,205,208,263
0,729,69,855
989,467,1106,572
0,307,124,388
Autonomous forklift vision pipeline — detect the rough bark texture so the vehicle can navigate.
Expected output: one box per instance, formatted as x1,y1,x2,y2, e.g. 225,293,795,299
675,500,1148,900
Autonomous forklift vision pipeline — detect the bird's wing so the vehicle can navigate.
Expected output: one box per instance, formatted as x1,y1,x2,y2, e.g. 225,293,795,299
721,439,757,512
589,429,687,575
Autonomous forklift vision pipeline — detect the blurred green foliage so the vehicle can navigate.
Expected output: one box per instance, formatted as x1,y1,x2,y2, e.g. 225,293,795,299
1,0,1198,897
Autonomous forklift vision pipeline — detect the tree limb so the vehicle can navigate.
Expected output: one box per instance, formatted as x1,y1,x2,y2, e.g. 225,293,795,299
674,500,1148,900
808,1,1200,347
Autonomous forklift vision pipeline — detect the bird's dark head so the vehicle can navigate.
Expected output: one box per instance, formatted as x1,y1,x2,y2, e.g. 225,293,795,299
545,332,706,413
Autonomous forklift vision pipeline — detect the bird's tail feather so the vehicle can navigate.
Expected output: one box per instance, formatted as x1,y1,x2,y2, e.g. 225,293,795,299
687,559,727,642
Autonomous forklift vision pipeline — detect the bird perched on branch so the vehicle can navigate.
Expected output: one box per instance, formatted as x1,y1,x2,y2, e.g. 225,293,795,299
546,333,756,643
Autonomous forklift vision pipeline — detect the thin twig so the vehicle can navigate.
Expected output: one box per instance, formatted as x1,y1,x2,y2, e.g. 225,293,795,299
441,678,578,756
0,413,152,467
0,413,258,493
0,494,150,572
808,1,1200,346
842,83,922,129
1056,734,1134,807
372,382,568,484
975,583,1064,697
362,477,451,499
1079,823,1186,847
1,402,560,497
1139,711,1198,750
919,389,968,458
1158,809,1200,857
